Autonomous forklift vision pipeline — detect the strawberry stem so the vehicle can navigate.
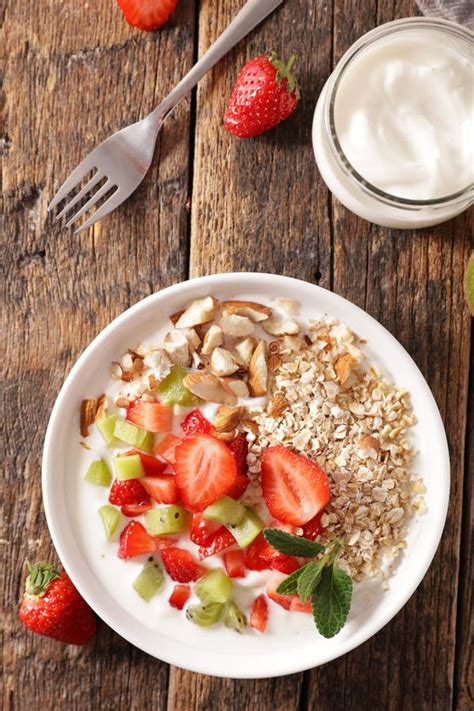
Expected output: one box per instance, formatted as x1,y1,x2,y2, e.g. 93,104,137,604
25,561,60,597
269,51,301,99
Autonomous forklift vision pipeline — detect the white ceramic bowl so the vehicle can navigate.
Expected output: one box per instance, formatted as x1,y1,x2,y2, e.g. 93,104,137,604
42,273,449,678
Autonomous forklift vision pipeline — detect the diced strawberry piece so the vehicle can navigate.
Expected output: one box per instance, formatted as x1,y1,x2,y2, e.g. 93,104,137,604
245,523,300,573
302,511,325,541
189,514,222,546
109,479,149,507
228,433,248,475
116,0,178,31
244,533,273,571
270,555,301,574
175,435,238,512
226,471,249,500
121,502,153,517
181,409,214,436
154,433,182,465
125,449,167,476
261,446,330,526
153,536,177,550
168,584,191,610
267,575,312,613
161,547,205,583
198,528,236,560
127,398,173,433
250,594,268,632
223,550,246,578
140,475,179,504
118,521,156,559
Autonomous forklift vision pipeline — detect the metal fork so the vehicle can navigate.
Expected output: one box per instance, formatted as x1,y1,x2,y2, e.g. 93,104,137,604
48,0,284,233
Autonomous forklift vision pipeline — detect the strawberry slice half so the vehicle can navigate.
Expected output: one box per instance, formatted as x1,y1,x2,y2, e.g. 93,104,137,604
121,502,153,517
267,575,312,613
244,522,300,573
261,446,330,526
154,433,182,465
109,479,150,507
118,521,156,559
168,584,191,610
127,398,173,433
302,511,325,541
161,547,205,583
125,449,168,476
223,550,246,578
140,475,179,504
189,514,222,546
228,433,248,475
174,434,238,512
181,409,214,436
116,0,178,31
250,594,268,633
198,528,236,560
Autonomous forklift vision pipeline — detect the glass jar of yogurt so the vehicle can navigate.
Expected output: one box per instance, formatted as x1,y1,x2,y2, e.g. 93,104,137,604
312,18,473,228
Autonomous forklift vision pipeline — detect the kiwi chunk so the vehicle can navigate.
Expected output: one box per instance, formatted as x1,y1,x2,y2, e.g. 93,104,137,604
113,454,145,480
227,506,263,548
202,496,245,527
186,602,223,627
132,561,165,602
224,601,247,633
113,419,154,452
98,505,121,541
156,365,199,407
194,569,232,605
85,459,112,486
96,414,118,446
144,506,190,536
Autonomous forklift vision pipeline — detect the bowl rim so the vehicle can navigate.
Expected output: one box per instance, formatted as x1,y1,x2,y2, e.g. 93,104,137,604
42,272,450,678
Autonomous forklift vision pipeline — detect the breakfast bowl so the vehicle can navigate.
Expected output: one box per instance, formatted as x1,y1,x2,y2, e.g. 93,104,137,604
42,273,449,678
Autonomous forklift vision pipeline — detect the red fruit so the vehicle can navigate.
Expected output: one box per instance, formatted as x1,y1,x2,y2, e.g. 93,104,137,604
223,550,246,578
116,0,178,31
270,555,301,575
154,433,182,465
161,547,205,583
19,563,96,645
267,575,312,613
140,475,179,504
189,514,222,546
118,521,156,559
174,435,237,512
228,433,248,475
224,52,300,139
244,533,272,571
109,479,150,507
121,502,153,517
250,594,268,633
302,511,325,541
127,398,172,433
181,409,214,436
154,536,177,550
168,584,191,610
198,528,236,560
261,446,330,526
125,449,167,476
245,523,300,573
226,471,249,500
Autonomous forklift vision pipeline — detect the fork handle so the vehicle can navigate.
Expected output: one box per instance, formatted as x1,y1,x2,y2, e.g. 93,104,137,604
153,0,284,119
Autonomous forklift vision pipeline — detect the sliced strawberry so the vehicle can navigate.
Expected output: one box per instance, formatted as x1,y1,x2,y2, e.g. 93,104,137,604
228,433,248,475
116,0,178,31
189,514,222,546
267,575,312,613
154,536,177,550
198,528,236,560
226,471,249,500
223,550,246,578
302,511,325,541
174,435,237,512
127,398,173,433
161,547,205,583
154,433,182,465
121,502,153,517
125,449,167,476
109,479,149,507
261,446,330,526
140,475,179,504
118,521,156,559
168,584,191,610
245,522,300,573
244,533,273,571
250,594,268,632
270,555,301,574
181,409,214,436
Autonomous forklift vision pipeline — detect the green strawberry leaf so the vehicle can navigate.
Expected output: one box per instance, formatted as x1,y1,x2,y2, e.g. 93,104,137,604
466,253,474,315
297,561,324,602
311,563,353,638
276,564,308,595
263,529,325,557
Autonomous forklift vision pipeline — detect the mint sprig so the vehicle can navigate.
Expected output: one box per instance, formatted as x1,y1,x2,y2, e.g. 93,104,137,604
263,528,353,639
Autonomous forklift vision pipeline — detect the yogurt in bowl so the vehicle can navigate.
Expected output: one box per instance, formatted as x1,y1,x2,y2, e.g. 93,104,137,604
42,273,449,678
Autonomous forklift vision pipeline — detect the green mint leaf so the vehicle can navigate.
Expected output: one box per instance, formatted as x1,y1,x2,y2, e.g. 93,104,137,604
275,564,308,595
311,563,353,638
297,561,324,602
263,529,325,557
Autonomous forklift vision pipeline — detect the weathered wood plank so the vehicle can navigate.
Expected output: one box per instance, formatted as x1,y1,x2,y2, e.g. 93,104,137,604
1,1,196,708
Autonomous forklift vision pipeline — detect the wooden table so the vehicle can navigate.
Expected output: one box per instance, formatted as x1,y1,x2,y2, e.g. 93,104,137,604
2,1,472,709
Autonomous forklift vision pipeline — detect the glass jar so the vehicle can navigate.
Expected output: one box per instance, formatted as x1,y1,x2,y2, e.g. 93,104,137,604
312,18,474,228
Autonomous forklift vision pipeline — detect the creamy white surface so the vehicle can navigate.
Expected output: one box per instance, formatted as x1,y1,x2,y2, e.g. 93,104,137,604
334,29,473,200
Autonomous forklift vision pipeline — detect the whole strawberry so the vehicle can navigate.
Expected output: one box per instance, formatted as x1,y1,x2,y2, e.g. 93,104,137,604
19,562,96,645
224,52,300,138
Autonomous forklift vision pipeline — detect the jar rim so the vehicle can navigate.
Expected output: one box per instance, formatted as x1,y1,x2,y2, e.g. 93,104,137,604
324,17,474,210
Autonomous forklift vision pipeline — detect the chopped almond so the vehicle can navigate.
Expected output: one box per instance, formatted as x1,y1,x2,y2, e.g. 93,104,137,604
214,429,238,442
242,419,259,435
335,353,356,385
282,335,304,352
95,394,108,421
175,297,219,329
183,372,237,405
169,310,184,326
248,340,268,397
262,317,300,336
232,336,257,367
115,397,130,409
163,330,191,367
201,325,224,355
275,298,300,315
222,377,250,399
221,300,272,322
80,398,101,437
267,393,289,417
268,354,282,373
220,314,255,337
214,405,246,432
210,347,240,377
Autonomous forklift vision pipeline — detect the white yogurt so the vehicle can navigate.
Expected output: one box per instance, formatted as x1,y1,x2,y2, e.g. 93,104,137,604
313,18,474,228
